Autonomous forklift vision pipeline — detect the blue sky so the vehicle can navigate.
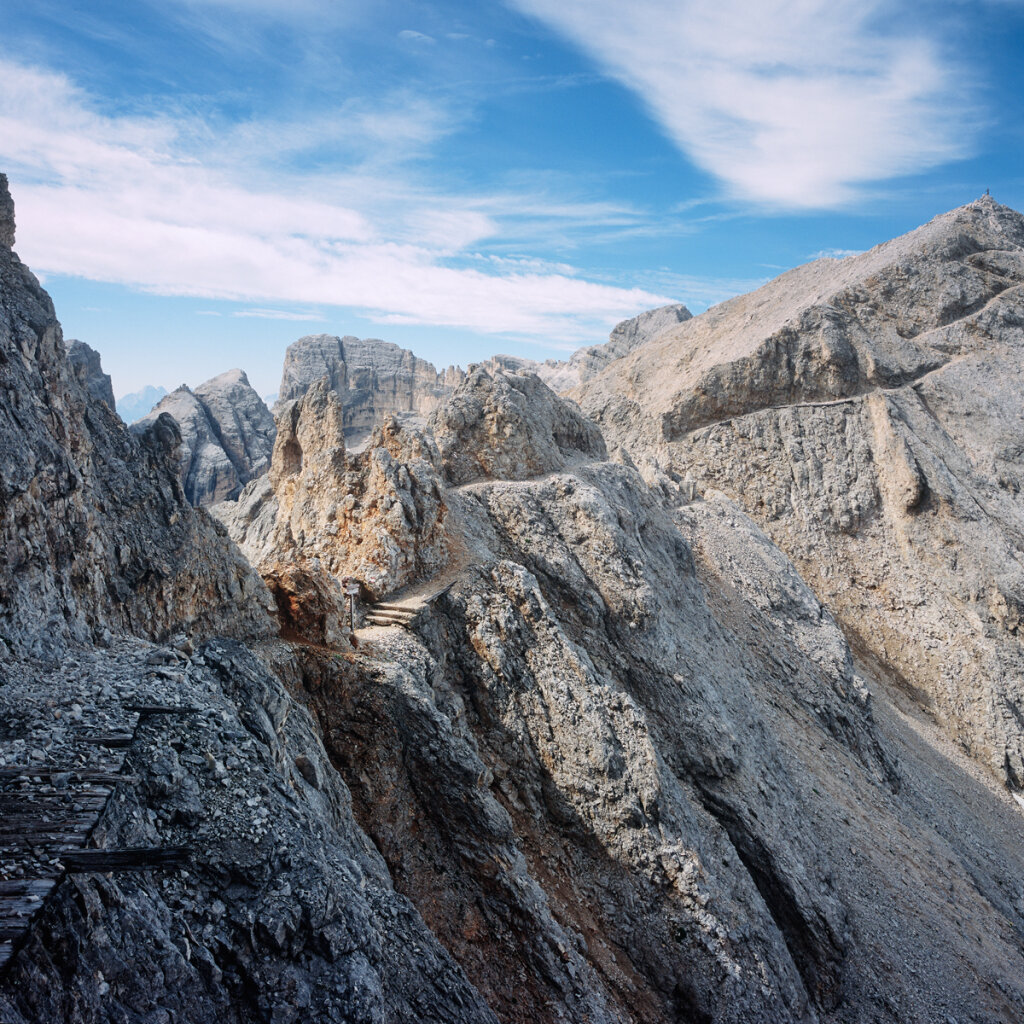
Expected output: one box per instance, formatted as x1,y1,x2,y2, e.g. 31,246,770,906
3,0,1024,399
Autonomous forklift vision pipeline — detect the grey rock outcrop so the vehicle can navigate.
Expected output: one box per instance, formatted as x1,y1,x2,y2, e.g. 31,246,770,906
217,378,447,603
277,333,463,445
0,178,273,661
430,366,607,485
0,173,501,1024
65,339,115,409
132,370,275,506
116,384,167,423
578,195,1024,791
0,172,14,248
483,303,691,393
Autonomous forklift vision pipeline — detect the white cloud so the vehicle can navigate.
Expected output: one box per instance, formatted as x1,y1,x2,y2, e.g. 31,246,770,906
0,59,672,344
507,0,972,208
398,29,436,44
232,308,326,320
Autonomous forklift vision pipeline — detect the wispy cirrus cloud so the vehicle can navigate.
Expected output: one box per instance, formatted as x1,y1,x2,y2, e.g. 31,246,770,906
0,58,673,344
507,0,974,208
232,308,326,320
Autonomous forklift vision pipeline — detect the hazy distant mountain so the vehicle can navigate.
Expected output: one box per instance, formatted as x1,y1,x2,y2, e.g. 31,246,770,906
115,384,167,423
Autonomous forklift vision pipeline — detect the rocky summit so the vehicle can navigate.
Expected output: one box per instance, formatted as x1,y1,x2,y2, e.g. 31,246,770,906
132,370,276,506
276,333,465,446
2,169,1024,1024
576,195,1024,793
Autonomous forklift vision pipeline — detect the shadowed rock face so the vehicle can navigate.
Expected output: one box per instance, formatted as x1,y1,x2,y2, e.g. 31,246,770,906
577,195,1024,791
277,333,464,445
66,339,116,409
0,174,500,1024
0,181,273,661
132,369,276,505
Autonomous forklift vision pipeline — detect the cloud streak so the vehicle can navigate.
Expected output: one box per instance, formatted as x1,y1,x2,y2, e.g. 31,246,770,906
0,59,672,345
507,0,973,208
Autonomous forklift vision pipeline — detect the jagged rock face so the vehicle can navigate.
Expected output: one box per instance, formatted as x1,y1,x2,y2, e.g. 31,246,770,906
65,340,115,409
132,370,275,505
297,446,1024,1024
551,302,692,391
0,178,273,661
0,172,14,248
277,333,464,445
217,378,448,603
116,384,167,423
577,196,1024,790
0,638,499,1024
0,174,497,1024
430,366,607,485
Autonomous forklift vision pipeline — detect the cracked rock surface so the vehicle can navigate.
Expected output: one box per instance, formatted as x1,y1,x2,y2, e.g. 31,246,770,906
578,195,1024,791
132,370,276,506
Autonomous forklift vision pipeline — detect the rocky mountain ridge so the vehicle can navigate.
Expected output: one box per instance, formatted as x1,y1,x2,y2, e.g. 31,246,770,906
218,354,1024,1023
482,302,692,392
3,171,1024,1024
132,370,276,506
576,194,1024,794
113,305,688,508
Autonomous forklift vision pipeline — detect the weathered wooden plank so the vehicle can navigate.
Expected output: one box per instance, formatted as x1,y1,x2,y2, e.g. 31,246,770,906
0,820,92,835
0,813,99,829
0,940,14,967
0,831,90,847
60,847,191,872
0,894,50,916
73,735,134,749
0,879,57,897
0,767,134,783
125,704,202,715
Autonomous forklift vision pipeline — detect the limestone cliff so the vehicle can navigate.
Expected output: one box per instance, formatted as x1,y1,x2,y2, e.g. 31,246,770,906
132,370,276,505
0,176,272,660
577,195,1024,793
276,333,463,445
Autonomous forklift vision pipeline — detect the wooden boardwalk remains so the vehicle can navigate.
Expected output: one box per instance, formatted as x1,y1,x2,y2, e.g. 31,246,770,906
0,703,197,973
